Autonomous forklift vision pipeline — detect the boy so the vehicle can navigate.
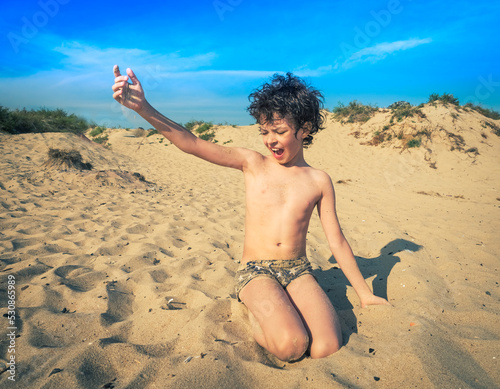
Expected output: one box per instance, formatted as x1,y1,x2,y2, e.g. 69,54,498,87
112,66,390,362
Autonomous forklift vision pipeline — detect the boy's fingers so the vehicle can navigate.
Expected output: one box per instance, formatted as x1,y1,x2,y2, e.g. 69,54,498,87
113,65,121,77
113,90,123,100
114,76,129,84
111,81,128,92
126,68,141,85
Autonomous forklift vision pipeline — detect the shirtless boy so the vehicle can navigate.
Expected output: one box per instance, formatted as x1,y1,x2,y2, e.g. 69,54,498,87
112,66,390,362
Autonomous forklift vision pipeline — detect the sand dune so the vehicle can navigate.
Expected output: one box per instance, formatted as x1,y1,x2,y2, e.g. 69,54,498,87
0,103,499,388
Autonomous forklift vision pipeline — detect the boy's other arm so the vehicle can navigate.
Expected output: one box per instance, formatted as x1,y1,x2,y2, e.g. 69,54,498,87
112,65,258,171
316,173,391,307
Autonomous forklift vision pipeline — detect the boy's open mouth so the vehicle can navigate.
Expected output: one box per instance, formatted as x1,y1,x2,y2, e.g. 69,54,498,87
271,148,284,157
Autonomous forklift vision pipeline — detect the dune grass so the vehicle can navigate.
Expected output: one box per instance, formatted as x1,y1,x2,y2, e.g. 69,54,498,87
183,120,205,132
390,104,426,123
332,101,378,123
481,120,500,137
428,93,460,106
0,106,90,134
89,125,106,137
183,120,217,142
42,149,92,170
464,103,500,120
147,128,159,137
406,138,422,148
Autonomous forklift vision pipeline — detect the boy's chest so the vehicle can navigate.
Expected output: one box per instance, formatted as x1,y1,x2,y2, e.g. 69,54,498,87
246,169,321,211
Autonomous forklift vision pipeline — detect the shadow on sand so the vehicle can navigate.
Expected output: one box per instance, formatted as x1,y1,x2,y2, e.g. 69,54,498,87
314,238,422,344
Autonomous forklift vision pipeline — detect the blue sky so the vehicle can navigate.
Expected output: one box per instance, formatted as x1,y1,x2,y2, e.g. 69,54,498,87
1,0,499,128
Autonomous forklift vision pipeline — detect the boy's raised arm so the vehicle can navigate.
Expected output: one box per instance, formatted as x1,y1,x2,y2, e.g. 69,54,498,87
112,65,256,171
316,173,391,308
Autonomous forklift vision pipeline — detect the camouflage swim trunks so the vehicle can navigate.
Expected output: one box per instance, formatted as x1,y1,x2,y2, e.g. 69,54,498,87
235,256,315,302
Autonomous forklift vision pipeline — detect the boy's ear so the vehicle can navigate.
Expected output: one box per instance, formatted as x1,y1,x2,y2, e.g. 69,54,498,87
301,122,312,138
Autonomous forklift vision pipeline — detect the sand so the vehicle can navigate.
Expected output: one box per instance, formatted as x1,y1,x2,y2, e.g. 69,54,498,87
0,103,499,388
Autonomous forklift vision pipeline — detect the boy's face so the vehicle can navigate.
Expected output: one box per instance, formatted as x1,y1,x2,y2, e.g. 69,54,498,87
259,114,309,166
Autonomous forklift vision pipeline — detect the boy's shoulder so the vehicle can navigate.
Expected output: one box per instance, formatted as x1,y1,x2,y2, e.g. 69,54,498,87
305,166,333,188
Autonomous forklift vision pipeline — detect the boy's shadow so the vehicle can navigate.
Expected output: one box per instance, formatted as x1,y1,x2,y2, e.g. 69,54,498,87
314,238,422,344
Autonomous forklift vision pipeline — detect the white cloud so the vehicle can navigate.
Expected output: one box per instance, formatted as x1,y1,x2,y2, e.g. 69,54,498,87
0,39,280,127
154,69,278,79
53,41,218,72
339,38,432,69
49,41,282,83
293,66,334,78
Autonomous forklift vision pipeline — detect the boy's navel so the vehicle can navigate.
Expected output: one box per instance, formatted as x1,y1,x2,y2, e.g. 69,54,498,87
276,242,281,247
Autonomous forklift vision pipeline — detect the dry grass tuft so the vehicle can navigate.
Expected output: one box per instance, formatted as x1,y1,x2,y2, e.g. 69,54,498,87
42,149,92,171
133,128,146,138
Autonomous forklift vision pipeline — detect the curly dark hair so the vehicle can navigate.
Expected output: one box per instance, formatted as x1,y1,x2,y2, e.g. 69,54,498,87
247,72,325,147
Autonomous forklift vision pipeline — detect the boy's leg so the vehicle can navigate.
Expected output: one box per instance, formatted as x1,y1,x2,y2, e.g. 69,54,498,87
239,276,309,362
286,274,343,359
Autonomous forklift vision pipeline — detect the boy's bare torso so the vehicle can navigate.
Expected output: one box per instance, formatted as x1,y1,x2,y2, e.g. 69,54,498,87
241,154,324,263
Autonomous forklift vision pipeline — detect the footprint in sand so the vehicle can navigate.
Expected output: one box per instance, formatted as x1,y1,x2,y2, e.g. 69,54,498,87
7,260,52,283
101,280,135,325
76,349,118,388
149,269,169,283
54,265,106,292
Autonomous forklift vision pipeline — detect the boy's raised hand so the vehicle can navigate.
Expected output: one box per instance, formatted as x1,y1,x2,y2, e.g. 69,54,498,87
112,65,146,112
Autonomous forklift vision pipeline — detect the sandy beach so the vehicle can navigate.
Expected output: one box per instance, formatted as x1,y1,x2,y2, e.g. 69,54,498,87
0,103,499,388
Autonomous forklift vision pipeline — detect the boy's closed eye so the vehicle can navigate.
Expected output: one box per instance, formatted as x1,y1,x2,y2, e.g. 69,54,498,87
259,129,286,135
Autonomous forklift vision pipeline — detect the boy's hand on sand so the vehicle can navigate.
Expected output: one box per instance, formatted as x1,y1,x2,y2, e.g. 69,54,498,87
360,294,391,308
112,65,146,112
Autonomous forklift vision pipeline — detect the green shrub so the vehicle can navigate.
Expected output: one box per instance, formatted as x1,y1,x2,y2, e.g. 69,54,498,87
332,101,378,123
216,121,238,127
195,122,213,133
181,121,216,140
407,138,421,148
184,120,205,131
93,135,109,144
199,131,216,142
482,121,500,137
0,106,10,131
463,103,500,120
89,125,106,137
391,104,426,122
428,93,439,103
0,106,90,134
428,93,459,106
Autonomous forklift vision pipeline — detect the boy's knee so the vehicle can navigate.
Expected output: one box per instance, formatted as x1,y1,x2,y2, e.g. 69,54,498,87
272,330,309,362
309,336,342,359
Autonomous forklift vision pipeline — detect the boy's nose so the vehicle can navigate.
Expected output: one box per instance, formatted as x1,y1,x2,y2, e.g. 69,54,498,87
266,134,277,144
